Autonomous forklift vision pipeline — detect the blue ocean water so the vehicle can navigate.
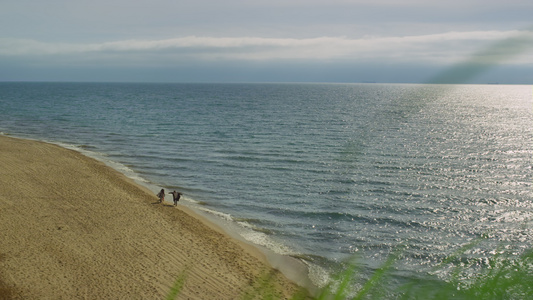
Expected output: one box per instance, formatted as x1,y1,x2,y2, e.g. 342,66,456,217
1,82,531,291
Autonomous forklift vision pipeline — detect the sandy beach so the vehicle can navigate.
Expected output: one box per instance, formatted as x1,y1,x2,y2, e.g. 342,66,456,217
0,135,308,299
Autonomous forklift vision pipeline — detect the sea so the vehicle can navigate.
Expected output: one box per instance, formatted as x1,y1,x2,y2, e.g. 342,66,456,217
1,82,531,295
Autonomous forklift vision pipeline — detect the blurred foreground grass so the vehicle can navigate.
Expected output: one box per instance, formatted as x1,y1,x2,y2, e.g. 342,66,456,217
164,242,533,299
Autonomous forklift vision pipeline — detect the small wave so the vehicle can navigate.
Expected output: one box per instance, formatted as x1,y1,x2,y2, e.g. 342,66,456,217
195,206,234,222
179,196,204,205
305,261,332,288
54,141,151,184
77,144,97,150
240,230,295,256
235,221,274,234
193,206,296,256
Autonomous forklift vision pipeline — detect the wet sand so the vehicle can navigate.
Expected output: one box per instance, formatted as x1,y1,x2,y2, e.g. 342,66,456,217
0,135,308,299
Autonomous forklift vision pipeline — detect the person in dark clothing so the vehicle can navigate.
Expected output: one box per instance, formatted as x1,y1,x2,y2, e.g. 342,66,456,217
169,190,182,206
157,189,165,203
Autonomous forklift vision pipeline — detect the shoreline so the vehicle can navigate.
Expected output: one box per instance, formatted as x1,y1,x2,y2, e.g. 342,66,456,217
0,135,312,299
48,135,319,293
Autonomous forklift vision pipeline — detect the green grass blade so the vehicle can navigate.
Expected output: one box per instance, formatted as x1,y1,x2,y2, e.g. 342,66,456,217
165,269,188,300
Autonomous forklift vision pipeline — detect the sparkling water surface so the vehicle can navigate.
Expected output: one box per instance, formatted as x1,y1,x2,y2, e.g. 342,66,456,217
1,82,531,289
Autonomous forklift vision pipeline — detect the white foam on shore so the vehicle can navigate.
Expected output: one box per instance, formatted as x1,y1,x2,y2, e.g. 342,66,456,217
191,206,297,257
188,203,321,293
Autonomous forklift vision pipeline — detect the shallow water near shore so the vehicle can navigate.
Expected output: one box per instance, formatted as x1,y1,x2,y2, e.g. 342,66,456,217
1,82,531,293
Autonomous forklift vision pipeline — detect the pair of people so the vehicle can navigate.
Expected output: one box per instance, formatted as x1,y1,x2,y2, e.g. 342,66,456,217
157,189,182,206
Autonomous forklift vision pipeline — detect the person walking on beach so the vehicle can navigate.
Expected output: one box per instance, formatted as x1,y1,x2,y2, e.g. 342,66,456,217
157,189,165,203
169,190,182,206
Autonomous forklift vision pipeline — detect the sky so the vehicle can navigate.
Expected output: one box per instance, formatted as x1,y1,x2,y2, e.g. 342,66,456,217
1,0,532,83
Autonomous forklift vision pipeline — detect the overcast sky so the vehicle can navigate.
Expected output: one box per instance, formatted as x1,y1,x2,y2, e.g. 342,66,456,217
1,0,532,83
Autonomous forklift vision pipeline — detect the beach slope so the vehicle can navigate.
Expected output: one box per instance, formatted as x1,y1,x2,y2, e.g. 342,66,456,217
0,135,304,299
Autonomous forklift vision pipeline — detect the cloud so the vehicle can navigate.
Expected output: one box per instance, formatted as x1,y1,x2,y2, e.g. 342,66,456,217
2,1,531,83
1,30,531,66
